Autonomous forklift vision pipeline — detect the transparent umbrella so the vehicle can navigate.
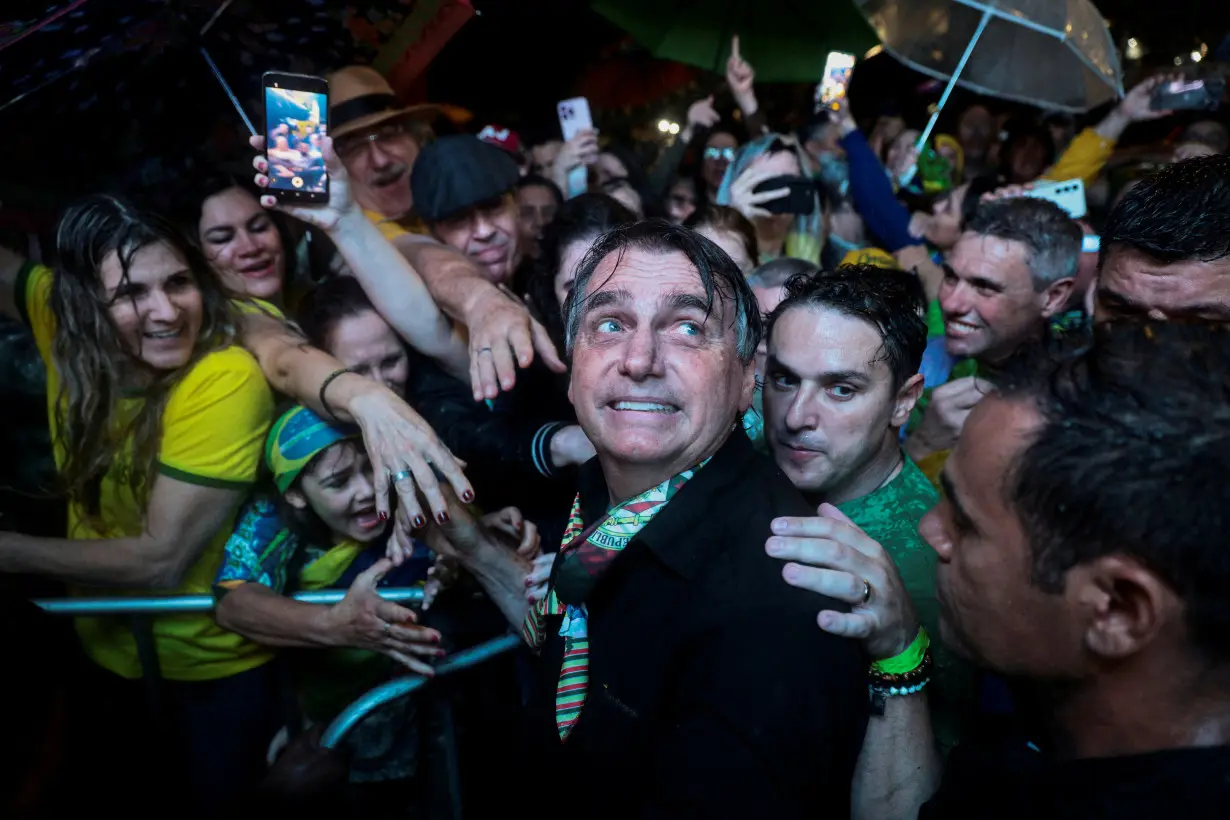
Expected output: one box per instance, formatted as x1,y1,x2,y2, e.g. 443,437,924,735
855,0,1124,156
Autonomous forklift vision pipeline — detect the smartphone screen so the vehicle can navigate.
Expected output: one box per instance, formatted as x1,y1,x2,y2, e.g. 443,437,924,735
817,52,856,110
263,72,330,203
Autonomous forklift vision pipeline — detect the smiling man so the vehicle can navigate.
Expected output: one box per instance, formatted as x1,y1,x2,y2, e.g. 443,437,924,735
905,199,1082,475
427,220,868,817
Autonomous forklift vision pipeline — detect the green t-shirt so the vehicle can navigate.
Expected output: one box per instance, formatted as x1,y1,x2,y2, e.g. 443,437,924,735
837,453,973,752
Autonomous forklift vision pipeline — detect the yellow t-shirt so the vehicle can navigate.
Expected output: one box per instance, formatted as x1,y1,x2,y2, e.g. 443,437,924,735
363,208,427,242
16,262,275,681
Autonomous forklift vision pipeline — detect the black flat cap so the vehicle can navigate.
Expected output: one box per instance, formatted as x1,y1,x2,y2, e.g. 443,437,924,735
411,134,521,223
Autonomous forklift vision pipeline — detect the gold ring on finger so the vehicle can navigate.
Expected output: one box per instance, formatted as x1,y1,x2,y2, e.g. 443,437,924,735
862,579,872,604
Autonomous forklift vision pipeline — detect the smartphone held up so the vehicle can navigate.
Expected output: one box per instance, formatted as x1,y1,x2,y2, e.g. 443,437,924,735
263,71,330,204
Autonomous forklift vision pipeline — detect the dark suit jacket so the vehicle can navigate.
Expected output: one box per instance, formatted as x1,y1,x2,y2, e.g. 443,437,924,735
527,430,869,818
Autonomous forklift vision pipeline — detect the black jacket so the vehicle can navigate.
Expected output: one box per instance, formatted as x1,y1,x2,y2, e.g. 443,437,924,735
409,356,576,546
527,431,869,818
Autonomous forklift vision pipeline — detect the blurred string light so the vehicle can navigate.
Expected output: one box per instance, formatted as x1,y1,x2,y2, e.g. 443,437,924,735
1125,37,1143,61
657,119,680,135
1192,51,1203,63
864,44,883,59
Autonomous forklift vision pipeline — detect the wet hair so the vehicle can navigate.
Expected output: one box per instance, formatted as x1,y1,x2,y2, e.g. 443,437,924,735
965,198,1082,288
746,258,820,290
765,264,927,389
296,276,380,352
994,322,1230,664
51,195,238,521
684,205,760,268
958,175,1004,228
1101,154,1230,269
564,219,762,363
527,193,636,351
517,174,564,207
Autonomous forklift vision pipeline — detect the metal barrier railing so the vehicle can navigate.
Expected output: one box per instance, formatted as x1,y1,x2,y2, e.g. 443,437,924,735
320,633,523,748
33,587,424,616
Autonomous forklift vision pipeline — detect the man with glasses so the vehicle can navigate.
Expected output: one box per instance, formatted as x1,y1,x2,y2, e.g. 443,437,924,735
325,65,567,402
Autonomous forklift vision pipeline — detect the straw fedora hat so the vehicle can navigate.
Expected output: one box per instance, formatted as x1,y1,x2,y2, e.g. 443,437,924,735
327,65,441,139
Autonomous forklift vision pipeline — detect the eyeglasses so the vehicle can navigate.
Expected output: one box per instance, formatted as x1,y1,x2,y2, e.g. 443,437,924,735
704,147,736,162
334,121,413,160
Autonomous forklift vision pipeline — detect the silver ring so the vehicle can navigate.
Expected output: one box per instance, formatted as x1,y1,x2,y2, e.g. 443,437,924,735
382,621,392,636
862,579,872,604
390,469,413,484
478,347,493,354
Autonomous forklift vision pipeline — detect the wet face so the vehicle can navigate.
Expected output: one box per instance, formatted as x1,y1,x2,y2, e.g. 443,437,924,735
516,183,558,260
287,440,385,545
765,306,917,503
941,233,1061,361
327,309,410,396
198,186,284,301
666,178,698,224
432,194,522,285
568,247,754,490
335,120,420,219
697,226,754,274
1095,246,1230,323
100,241,204,372
920,395,1083,675
702,132,738,193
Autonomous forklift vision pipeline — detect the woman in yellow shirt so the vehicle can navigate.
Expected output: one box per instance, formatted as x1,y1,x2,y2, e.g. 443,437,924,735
0,195,280,808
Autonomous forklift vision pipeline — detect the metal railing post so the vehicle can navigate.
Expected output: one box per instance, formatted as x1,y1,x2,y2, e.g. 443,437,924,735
320,633,522,749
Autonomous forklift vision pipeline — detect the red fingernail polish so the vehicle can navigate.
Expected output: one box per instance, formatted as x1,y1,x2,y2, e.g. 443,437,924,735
378,511,388,521
413,515,425,529
437,511,451,525
461,490,474,503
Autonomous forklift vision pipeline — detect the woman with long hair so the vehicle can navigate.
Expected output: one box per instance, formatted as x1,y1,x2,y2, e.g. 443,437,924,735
0,195,281,806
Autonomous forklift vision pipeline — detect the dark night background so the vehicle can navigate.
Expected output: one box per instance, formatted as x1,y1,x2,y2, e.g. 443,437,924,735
1,0,1229,213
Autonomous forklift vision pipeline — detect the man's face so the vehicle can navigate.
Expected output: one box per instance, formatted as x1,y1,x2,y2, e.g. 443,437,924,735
431,194,522,285
941,233,1066,361
568,247,754,485
1095,246,1230,323
335,120,420,219
516,184,557,260
765,306,918,502
919,395,1084,676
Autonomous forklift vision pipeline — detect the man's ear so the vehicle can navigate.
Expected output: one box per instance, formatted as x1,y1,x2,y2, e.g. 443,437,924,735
891,373,926,429
1040,277,1075,319
1075,555,1177,660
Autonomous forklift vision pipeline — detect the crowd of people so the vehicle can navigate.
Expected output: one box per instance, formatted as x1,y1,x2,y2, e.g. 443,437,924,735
2,37,1229,820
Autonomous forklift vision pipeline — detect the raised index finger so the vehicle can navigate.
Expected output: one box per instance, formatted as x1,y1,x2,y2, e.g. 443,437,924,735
731,34,741,61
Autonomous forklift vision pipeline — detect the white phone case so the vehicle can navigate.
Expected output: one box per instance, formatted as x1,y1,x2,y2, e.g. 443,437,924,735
1024,178,1087,220
557,97,594,197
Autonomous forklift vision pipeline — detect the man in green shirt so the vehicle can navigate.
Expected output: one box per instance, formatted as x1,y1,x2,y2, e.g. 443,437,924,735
761,264,970,746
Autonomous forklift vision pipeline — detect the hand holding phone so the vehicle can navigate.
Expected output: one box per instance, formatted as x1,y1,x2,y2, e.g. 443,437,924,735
816,51,856,111
263,71,330,203
1151,77,1224,112
557,97,595,198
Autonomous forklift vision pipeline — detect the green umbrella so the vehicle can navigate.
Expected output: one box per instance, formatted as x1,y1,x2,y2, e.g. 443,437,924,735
591,0,879,83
